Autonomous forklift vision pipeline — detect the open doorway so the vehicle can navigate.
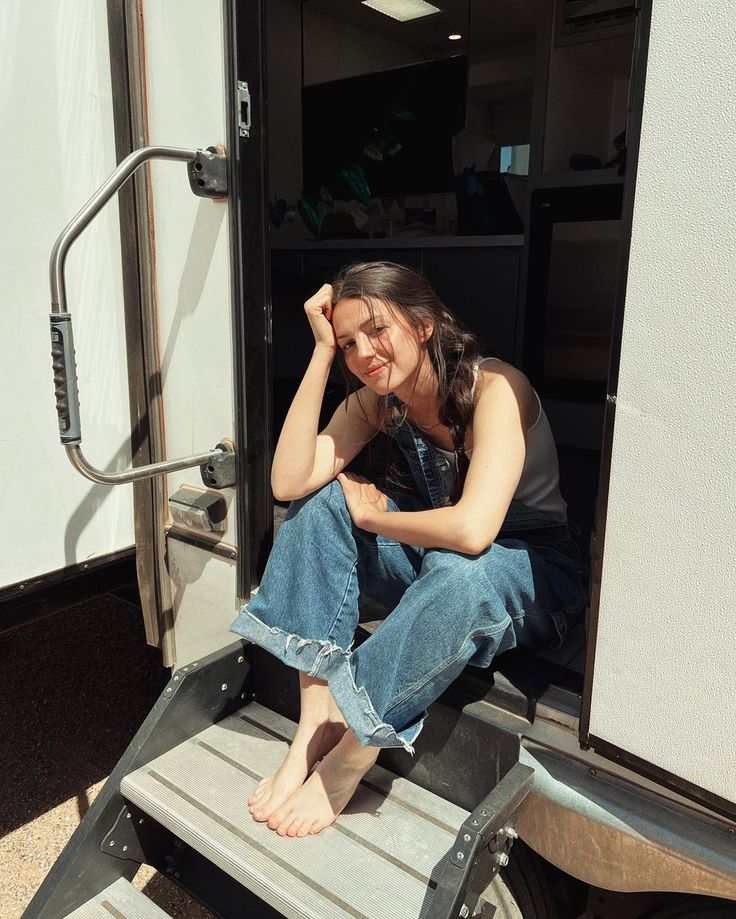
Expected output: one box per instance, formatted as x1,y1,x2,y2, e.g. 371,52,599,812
263,0,638,696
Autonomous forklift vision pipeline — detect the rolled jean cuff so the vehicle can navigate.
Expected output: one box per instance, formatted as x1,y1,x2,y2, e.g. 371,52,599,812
229,606,423,755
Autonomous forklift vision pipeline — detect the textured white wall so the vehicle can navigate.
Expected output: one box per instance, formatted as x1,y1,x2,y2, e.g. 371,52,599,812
0,0,134,588
590,1,736,804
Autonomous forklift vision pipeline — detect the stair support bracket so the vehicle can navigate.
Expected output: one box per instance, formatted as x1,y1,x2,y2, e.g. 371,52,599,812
100,801,177,871
429,761,535,919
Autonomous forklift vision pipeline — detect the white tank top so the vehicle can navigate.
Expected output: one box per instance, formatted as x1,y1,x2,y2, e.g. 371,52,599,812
429,358,568,523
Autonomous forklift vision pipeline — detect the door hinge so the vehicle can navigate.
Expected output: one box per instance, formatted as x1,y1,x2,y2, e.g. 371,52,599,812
238,81,252,139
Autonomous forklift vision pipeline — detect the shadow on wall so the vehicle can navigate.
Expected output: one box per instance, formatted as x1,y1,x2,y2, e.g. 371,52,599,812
63,438,139,568
160,197,226,383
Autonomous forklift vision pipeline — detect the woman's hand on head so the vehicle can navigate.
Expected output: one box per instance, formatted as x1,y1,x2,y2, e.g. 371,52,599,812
304,283,337,353
336,472,388,529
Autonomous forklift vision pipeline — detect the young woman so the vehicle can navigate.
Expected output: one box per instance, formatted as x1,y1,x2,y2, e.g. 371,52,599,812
230,261,586,839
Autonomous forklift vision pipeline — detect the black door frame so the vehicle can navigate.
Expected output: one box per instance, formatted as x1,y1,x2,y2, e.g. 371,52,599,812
224,0,273,601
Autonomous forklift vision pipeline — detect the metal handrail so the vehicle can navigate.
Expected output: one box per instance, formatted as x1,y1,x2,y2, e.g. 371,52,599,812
48,145,226,485
66,445,222,486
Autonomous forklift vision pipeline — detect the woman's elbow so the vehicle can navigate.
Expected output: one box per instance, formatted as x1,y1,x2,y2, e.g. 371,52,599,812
272,484,293,502
459,536,492,556
456,522,498,556
270,474,305,503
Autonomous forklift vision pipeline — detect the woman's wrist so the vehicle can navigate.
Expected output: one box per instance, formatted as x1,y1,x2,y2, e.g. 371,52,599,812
358,504,384,533
312,342,336,361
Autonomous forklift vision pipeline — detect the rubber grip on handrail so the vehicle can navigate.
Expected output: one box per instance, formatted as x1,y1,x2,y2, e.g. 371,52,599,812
50,313,82,445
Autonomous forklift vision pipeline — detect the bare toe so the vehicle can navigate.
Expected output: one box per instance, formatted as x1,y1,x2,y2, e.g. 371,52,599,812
275,811,295,836
268,800,289,831
248,783,265,806
249,783,268,808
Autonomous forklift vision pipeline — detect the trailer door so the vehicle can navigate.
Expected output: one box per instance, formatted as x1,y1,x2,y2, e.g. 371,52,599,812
582,1,736,818
45,0,270,669
134,0,269,669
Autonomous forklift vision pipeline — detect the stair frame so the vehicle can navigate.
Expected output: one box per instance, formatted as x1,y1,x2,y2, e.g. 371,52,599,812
22,641,255,919
25,636,534,919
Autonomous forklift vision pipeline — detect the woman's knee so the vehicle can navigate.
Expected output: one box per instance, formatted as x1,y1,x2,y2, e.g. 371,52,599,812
419,547,513,628
286,479,350,526
421,547,485,583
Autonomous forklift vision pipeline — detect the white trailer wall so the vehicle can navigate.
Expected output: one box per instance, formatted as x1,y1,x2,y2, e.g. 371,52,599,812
0,1,135,590
589,1,736,804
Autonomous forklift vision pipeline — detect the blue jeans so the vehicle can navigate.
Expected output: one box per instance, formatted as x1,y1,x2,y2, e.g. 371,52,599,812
230,480,586,755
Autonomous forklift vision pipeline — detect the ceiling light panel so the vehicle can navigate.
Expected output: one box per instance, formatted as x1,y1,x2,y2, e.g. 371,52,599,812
361,0,441,23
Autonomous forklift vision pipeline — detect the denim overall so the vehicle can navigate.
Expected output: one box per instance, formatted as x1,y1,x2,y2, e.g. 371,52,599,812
230,396,586,754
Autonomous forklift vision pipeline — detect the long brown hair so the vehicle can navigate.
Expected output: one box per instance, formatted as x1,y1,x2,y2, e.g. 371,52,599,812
330,261,481,497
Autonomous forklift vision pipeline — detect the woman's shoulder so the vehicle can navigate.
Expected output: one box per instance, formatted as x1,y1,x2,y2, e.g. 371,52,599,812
475,356,530,389
473,358,539,429
348,385,390,432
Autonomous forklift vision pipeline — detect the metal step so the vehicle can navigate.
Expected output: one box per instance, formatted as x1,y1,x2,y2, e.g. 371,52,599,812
62,877,171,919
121,702,469,919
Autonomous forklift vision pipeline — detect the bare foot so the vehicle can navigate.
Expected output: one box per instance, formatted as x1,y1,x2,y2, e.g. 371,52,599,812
266,730,380,837
248,717,347,822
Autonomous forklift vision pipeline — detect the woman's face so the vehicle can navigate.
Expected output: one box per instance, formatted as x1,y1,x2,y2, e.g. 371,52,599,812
331,296,428,395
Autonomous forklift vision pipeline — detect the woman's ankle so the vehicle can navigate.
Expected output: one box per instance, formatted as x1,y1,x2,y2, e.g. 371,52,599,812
297,683,348,730
331,727,379,766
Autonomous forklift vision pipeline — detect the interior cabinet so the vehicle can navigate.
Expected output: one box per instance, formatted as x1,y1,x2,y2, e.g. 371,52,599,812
423,248,519,363
543,33,633,176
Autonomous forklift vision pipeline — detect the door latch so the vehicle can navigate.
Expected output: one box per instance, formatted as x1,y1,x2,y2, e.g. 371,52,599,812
238,81,251,139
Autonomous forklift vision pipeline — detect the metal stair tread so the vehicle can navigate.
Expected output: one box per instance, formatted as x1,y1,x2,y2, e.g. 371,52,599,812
120,702,469,919
61,877,171,919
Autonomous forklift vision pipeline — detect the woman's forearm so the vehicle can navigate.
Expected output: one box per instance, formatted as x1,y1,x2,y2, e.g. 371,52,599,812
271,345,335,497
360,504,499,556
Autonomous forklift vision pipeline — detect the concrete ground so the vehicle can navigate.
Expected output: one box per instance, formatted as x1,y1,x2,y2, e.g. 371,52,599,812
0,592,215,919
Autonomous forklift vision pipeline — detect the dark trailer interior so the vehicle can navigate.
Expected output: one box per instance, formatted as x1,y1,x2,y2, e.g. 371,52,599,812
263,0,637,728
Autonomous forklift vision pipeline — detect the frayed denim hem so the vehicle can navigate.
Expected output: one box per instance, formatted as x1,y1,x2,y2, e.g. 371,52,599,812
327,652,424,756
229,606,423,755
